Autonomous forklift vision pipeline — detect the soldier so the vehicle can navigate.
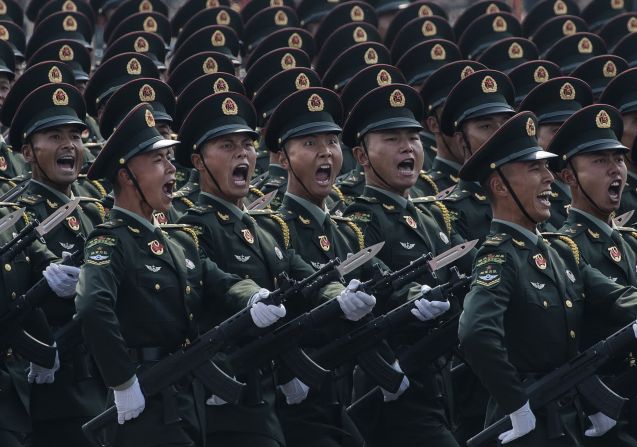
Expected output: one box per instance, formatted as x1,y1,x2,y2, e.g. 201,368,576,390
7,82,107,447
75,102,285,447
458,111,637,446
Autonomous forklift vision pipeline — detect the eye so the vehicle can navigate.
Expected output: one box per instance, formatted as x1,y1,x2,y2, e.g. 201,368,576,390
303,139,315,147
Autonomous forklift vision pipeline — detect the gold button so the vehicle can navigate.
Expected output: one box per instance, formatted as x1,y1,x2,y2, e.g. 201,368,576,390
245,274,250,279
154,283,160,290
189,313,194,320
25,256,30,262
10,292,15,300
570,330,576,339
4,264,10,271
543,300,548,308
566,300,573,308
186,285,191,294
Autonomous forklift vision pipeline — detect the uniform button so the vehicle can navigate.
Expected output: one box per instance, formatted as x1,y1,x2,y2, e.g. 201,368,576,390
565,300,573,308
189,313,194,321
570,330,576,339
4,264,10,271
186,285,191,294
25,256,30,262
10,292,15,300
543,300,548,308
245,275,250,279
154,283,160,291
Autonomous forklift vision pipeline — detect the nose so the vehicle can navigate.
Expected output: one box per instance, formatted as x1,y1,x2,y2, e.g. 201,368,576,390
317,140,332,158
541,164,554,184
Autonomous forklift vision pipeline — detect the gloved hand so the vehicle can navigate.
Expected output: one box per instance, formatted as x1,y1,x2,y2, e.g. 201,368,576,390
380,360,409,402
585,412,617,437
206,395,228,406
114,376,146,424
632,322,637,339
27,347,59,384
249,288,286,328
411,284,450,321
278,378,310,405
43,252,80,298
498,400,536,444
337,279,376,321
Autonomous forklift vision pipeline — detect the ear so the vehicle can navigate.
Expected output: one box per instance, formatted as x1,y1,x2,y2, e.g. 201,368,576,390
488,173,508,198
191,153,204,171
352,144,369,166
560,166,577,187
116,167,132,187
21,144,33,162
278,149,290,169
453,131,466,153
425,115,439,134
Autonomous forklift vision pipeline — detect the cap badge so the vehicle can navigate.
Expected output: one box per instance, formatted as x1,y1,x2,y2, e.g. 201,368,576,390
134,36,149,52
207,0,220,7
534,66,549,83
377,69,392,86
139,0,153,11
526,117,536,136
628,17,637,32
127,57,142,74
481,75,498,93
492,15,507,32
213,77,229,93
554,0,568,14
533,253,547,269
563,19,577,35
609,246,622,262
203,57,218,73
216,10,230,24
351,5,365,21
143,16,158,32
596,109,611,128
353,26,368,42
390,89,406,108
603,60,617,78
211,30,225,46
486,3,500,13
508,42,523,59
560,82,576,100
431,43,446,60
0,25,8,40
318,235,330,251
274,10,288,26
52,88,69,106
295,73,310,90
63,15,77,31
461,65,475,79
148,240,164,255
139,84,155,102
364,47,378,64
222,97,238,115
288,33,302,48
145,109,155,127
419,5,433,16
242,229,254,244
307,93,324,112
48,66,63,83
62,1,77,12
59,44,74,61
281,53,296,69
271,0,283,6
577,37,592,54
612,0,625,9
422,20,437,36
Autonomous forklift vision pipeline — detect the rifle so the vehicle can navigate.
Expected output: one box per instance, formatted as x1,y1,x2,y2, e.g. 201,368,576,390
467,321,637,447
0,179,30,203
82,245,378,446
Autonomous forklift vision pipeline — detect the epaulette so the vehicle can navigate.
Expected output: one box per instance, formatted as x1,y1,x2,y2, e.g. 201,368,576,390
161,223,199,249
419,171,439,195
543,232,580,265
276,208,296,221
10,174,29,183
331,216,365,250
264,176,286,188
247,208,273,216
188,205,213,215
442,188,470,202
331,185,345,203
97,219,125,229
335,170,363,187
268,213,290,249
431,200,452,237
411,196,437,204
355,195,379,204
18,194,43,205
483,233,511,246
90,180,108,198
249,186,264,197
559,222,584,237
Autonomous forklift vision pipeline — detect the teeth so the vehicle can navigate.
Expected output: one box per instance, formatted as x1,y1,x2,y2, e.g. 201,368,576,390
537,191,551,198
611,181,620,187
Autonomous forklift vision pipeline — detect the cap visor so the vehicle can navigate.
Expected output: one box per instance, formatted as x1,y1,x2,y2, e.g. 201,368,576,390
464,104,515,122
29,116,87,136
284,122,342,142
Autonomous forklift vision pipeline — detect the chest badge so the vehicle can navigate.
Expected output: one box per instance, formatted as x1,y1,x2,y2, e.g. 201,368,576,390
403,215,417,229
145,265,161,272
566,270,575,283
235,254,250,262
400,242,415,249
241,228,254,244
530,282,545,289
318,235,330,251
274,246,283,260
154,212,168,225
608,246,622,262
185,258,195,270
148,239,164,255
66,215,80,231
533,253,547,270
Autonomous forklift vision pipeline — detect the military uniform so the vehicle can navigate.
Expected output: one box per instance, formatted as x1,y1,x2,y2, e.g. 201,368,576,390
443,181,493,244
543,180,572,232
619,172,637,224
426,157,461,193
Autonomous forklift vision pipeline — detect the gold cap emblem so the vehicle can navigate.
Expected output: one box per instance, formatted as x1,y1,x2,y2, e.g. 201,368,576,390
461,65,475,79
481,75,498,93
422,20,437,37
562,19,577,35
211,30,225,47
295,73,310,90
127,58,142,75
62,0,77,12
203,57,218,73
0,1,6,14
59,44,74,61
52,88,69,106
534,66,549,83
419,5,433,16
612,0,625,9
508,42,523,59
492,16,507,32
288,32,303,48
353,26,368,42
139,84,155,102
271,0,283,5
596,109,611,128
274,10,288,26
389,89,406,108
63,15,77,31
139,0,153,11
364,47,378,64
207,0,220,7
48,66,63,83
431,43,446,60
143,16,157,32
351,5,365,21
281,53,296,69
222,97,238,115
145,109,155,127
134,37,149,52
578,37,593,54
307,93,324,112
377,69,392,85
213,77,229,93
0,25,8,40
486,3,501,13
559,82,575,100
554,0,567,14
627,17,637,32
526,117,536,136
603,60,617,78
216,10,230,25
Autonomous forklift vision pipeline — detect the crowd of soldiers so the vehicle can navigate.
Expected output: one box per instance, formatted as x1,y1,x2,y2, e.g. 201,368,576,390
4,0,637,446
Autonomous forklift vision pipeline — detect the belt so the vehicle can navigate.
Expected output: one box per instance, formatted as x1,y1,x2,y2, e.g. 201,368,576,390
128,346,173,363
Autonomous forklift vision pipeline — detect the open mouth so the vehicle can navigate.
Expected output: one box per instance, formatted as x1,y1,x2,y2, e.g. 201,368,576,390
162,180,175,198
397,158,415,176
315,164,332,186
608,180,622,202
232,164,249,186
537,190,551,207
56,153,76,171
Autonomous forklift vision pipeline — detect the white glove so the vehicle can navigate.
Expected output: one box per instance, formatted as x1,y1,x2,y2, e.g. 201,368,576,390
380,360,409,402
27,348,59,384
278,378,310,405
337,279,376,321
114,376,146,424
585,412,617,437
632,322,637,339
498,400,536,444
249,289,286,328
43,252,80,298
411,298,450,321
206,395,228,406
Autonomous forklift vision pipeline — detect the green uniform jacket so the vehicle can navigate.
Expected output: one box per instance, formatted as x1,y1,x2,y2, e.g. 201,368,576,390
619,172,637,226
443,180,493,244
542,180,571,232
172,169,200,215
426,157,460,194
411,170,439,198
335,167,366,208
0,143,27,180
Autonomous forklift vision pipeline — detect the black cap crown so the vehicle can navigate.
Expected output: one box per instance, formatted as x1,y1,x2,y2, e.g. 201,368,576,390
517,76,593,124
28,39,91,81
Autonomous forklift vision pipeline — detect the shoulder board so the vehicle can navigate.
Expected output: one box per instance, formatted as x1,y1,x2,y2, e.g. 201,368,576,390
442,188,470,202
329,214,352,222
483,233,511,247
268,213,290,249
162,224,199,250
337,219,365,251
178,196,196,209
615,227,637,240
10,174,29,183
97,219,126,229
419,171,439,195
431,200,452,236
346,210,372,223
247,208,273,216
18,194,43,205
355,195,379,204
336,171,363,186
276,208,296,221
264,177,286,187
78,196,101,203
188,205,213,215
558,222,584,236
542,233,580,265
411,196,437,204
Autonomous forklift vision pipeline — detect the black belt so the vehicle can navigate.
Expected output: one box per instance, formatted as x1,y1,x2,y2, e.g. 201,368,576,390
128,346,173,363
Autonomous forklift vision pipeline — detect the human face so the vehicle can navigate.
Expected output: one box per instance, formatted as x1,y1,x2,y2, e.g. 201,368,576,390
500,159,555,225
456,113,511,160
357,128,424,197
194,133,256,205
74,80,87,95
621,112,637,163
280,132,342,205
155,121,173,139
127,147,176,213
23,125,84,193
567,151,627,217
537,123,561,150
0,74,11,109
